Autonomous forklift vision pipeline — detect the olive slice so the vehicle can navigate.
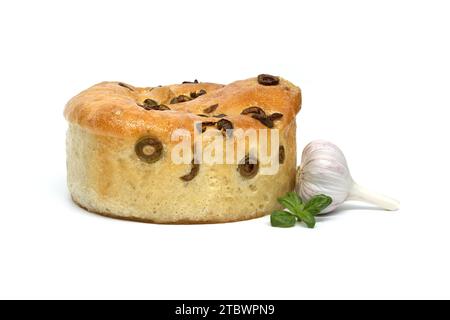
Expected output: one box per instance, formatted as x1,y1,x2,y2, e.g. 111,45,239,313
182,79,199,84
212,114,227,118
135,137,163,163
195,121,217,133
139,101,171,111
170,95,192,104
143,98,158,107
203,104,219,114
202,121,217,133
268,113,283,121
241,106,266,117
279,145,285,164
190,89,207,99
238,155,259,179
118,82,134,91
180,159,200,181
216,119,234,137
257,74,280,86
251,113,274,128
157,104,170,111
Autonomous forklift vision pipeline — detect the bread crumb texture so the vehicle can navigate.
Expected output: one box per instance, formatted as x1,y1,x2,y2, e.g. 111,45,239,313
67,122,297,223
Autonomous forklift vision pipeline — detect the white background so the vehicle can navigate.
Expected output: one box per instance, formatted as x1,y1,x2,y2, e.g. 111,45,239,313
0,0,449,299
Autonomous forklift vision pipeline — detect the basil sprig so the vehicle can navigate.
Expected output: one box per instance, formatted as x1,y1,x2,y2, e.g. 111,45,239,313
271,192,332,228
271,211,297,228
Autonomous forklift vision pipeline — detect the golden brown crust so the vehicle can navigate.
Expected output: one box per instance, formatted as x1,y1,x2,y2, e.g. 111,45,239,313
64,77,301,142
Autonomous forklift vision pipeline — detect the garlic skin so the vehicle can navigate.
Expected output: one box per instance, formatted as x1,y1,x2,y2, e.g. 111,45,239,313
296,140,399,213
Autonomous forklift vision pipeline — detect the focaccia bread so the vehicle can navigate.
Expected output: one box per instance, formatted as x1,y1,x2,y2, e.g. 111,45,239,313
64,75,301,223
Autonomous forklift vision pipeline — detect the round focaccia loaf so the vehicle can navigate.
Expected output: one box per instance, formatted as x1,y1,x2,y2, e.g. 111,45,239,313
64,75,301,223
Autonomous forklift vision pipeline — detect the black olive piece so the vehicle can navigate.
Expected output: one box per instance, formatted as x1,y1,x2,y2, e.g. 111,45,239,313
195,121,216,133
216,119,234,137
140,101,171,111
141,105,154,111
238,155,259,179
241,106,266,117
202,121,216,133
135,137,163,163
251,114,274,128
268,113,283,121
279,145,285,164
202,121,216,132
118,82,134,91
213,114,227,118
257,74,280,86
170,97,178,104
182,79,199,84
190,89,207,99
143,99,158,107
180,159,200,181
157,104,170,111
203,104,219,114
197,114,209,117
170,95,192,104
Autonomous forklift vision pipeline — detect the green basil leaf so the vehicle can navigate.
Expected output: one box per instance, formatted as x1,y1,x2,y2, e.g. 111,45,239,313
294,210,316,228
270,211,297,228
277,192,303,214
304,194,333,215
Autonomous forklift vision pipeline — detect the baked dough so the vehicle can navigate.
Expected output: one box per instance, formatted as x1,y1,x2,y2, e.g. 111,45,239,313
64,75,301,223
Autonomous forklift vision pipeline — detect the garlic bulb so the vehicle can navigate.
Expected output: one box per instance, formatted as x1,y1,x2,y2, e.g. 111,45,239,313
296,140,399,213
